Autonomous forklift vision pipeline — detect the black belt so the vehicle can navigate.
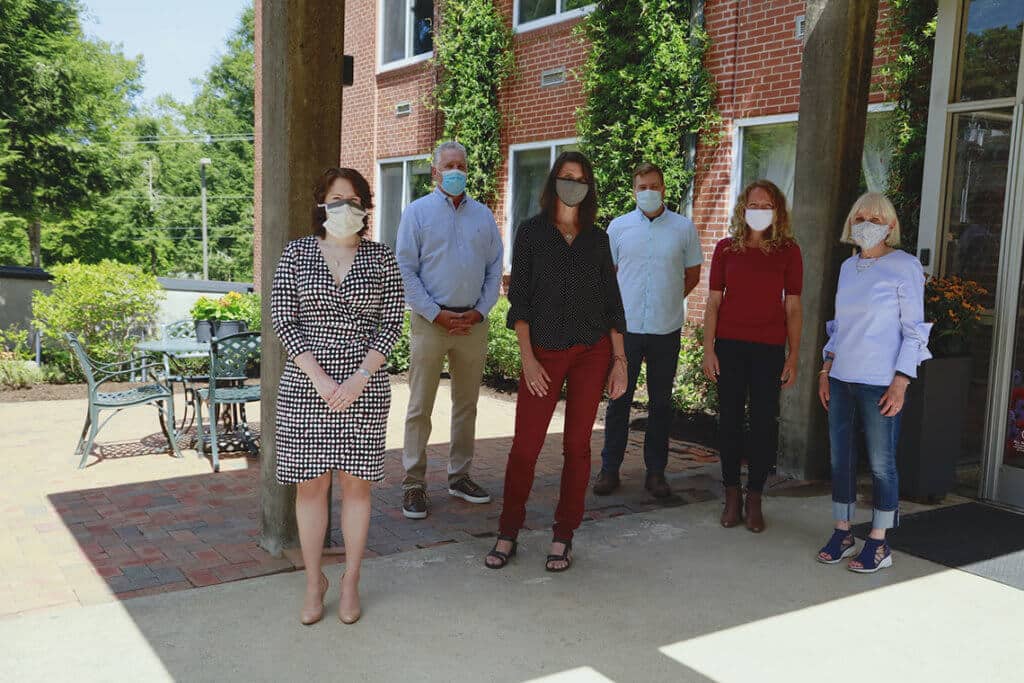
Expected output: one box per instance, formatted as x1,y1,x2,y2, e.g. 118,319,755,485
439,305,473,313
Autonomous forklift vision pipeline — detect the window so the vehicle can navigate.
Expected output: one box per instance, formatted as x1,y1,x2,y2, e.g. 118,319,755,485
514,0,594,32
376,157,433,249
380,0,433,68
506,140,578,265
736,109,895,204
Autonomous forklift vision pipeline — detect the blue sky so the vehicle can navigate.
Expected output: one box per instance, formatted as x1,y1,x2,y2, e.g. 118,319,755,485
81,0,251,105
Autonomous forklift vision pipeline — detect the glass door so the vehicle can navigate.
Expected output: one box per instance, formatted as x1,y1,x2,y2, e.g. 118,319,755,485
925,0,1024,507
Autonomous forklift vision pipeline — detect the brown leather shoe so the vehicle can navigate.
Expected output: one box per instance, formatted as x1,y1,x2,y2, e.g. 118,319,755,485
745,490,765,533
592,470,620,496
720,486,743,527
645,472,672,499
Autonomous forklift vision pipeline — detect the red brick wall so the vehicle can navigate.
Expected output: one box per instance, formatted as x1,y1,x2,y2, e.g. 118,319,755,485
686,0,894,321
494,4,588,234
303,0,899,316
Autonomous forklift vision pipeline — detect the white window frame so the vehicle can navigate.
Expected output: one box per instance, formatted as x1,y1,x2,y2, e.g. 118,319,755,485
377,0,434,73
730,102,897,202
504,137,577,269
512,0,596,34
375,154,433,248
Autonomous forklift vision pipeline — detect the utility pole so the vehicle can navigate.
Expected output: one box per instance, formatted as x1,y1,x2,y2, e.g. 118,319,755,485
144,159,155,211
200,157,211,280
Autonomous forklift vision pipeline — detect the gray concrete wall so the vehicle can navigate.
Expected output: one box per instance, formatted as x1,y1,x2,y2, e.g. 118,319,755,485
0,270,51,338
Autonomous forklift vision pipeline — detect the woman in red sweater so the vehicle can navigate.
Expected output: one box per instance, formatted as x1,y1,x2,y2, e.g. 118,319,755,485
702,180,803,532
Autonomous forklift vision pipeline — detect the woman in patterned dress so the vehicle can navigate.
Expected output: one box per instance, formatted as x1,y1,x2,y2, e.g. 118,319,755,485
271,168,404,626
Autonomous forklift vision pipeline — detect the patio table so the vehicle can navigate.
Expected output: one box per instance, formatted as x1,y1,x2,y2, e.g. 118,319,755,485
136,339,210,442
135,338,254,455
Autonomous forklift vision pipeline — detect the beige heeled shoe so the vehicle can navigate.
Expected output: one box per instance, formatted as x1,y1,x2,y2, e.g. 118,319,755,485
299,572,328,626
338,572,361,625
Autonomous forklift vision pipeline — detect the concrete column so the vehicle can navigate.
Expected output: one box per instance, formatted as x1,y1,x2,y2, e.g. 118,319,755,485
257,0,345,555
778,0,878,480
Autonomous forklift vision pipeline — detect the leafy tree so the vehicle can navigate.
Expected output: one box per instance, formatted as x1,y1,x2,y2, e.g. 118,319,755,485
0,0,142,267
576,0,719,223
433,0,514,206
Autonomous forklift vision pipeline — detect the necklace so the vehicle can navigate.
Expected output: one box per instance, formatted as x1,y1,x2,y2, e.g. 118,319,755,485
855,257,876,273
561,231,575,244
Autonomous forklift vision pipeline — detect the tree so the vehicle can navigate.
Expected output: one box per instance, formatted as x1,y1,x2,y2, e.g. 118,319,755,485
0,0,142,267
576,0,719,222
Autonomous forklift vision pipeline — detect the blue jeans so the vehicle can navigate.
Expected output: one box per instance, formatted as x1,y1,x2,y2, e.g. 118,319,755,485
828,378,900,529
600,330,681,476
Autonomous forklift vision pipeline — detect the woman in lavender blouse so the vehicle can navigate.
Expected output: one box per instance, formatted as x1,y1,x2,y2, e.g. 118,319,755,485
816,193,932,573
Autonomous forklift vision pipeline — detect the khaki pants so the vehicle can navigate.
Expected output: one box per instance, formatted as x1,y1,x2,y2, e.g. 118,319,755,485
402,312,489,490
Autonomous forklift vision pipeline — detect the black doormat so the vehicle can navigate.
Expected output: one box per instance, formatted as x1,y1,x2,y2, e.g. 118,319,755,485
852,502,1024,591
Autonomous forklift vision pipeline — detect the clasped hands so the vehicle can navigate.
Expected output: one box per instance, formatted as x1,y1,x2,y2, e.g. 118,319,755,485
435,309,483,336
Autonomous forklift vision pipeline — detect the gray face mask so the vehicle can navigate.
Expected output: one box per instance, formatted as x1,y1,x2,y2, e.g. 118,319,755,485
555,178,589,207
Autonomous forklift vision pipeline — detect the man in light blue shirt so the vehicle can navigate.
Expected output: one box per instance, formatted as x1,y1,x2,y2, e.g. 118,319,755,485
593,162,703,499
395,141,503,519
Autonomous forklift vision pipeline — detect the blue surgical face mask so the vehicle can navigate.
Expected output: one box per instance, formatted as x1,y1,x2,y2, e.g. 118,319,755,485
636,189,663,214
440,169,467,197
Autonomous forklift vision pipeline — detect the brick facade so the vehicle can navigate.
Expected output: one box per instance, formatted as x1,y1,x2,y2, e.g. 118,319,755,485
319,1,894,320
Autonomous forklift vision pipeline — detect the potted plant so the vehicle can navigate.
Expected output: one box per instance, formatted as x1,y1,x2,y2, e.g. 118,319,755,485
190,297,220,342
897,276,986,502
213,291,248,338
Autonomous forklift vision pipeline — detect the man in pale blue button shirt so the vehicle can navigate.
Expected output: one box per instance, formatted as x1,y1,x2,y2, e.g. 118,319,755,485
593,162,703,499
395,141,503,519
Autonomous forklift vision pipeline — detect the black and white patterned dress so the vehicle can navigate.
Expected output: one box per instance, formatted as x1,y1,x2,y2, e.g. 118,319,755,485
271,236,405,483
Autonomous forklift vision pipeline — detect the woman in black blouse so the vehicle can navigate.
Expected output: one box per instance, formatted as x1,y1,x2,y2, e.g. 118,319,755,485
485,151,628,572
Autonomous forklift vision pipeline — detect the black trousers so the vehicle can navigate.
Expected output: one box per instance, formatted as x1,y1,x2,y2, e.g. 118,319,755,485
715,338,785,492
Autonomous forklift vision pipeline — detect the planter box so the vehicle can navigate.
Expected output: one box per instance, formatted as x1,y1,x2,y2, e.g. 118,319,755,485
213,320,247,338
897,356,972,501
194,320,214,343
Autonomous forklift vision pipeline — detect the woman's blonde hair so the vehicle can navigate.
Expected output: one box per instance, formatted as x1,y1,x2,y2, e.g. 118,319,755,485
841,192,901,247
728,180,795,252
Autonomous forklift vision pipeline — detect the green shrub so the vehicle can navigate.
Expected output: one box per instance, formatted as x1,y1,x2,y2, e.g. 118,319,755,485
485,298,520,383
0,324,32,361
387,310,412,373
32,260,163,380
40,364,68,384
629,325,717,415
238,292,261,331
673,326,718,414
0,360,43,389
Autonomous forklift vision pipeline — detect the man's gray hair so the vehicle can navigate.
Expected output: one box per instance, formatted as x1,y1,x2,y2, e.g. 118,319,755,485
433,140,467,166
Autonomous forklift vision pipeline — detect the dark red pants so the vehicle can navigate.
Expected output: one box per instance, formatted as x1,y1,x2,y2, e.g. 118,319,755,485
498,335,612,542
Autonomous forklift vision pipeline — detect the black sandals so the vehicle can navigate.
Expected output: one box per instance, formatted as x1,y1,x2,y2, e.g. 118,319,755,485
485,534,518,569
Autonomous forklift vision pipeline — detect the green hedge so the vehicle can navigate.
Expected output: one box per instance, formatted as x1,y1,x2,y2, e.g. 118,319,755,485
32,260,163,381
386,300,717,415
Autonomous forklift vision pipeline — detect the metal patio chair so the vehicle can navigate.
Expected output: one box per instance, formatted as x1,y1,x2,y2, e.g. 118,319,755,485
66,334,183,468
195,331,261,472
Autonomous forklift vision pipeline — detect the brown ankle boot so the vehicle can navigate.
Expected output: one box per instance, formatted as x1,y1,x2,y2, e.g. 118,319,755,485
745,490,765,533
720,486,743,527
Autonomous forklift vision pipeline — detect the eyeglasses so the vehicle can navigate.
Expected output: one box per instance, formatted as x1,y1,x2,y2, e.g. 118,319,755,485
319,199,361,212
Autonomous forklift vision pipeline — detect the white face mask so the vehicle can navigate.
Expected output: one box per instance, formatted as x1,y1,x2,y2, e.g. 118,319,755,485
851,221,890,250
745,208,774,232
320,200,366,238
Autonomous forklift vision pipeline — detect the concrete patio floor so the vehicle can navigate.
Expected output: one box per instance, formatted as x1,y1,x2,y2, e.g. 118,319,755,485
2,495,1019,683
0,379,724,615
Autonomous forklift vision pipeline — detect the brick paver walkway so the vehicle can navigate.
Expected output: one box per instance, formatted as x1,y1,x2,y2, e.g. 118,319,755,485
0,380,721,616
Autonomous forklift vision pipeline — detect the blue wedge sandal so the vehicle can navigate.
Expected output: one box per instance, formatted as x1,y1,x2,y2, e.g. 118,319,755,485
817,529,857,564
848,538,893,573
